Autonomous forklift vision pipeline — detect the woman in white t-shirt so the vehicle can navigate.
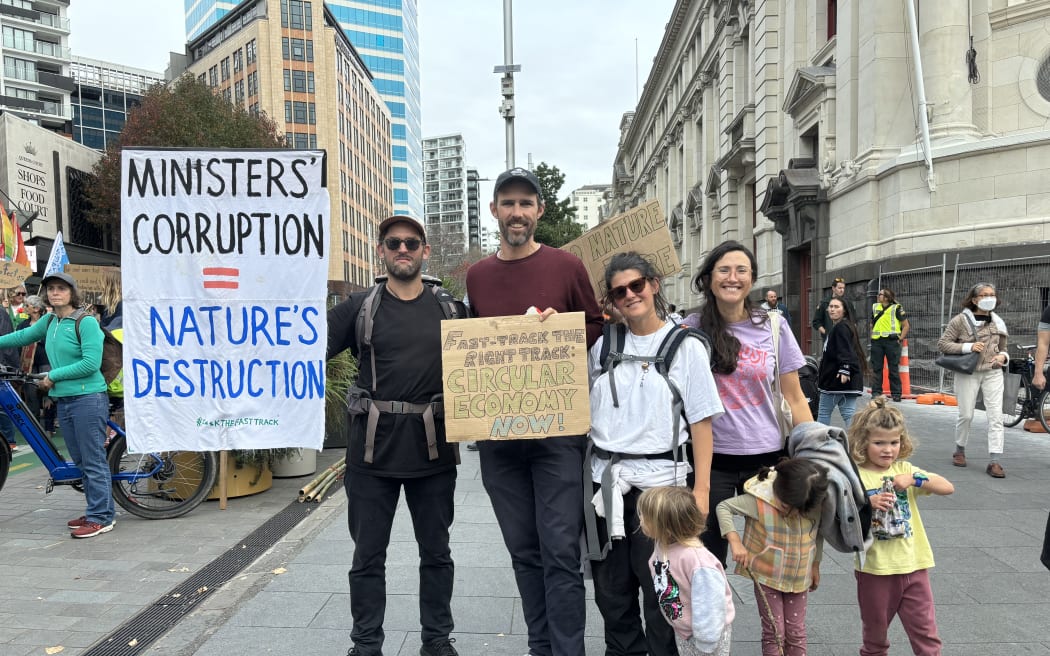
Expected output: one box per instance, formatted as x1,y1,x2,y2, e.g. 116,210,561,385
588,251,724,656
692,240,813,566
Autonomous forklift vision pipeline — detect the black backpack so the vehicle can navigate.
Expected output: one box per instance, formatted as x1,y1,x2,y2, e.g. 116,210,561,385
345,275,466,465
584,322,712,561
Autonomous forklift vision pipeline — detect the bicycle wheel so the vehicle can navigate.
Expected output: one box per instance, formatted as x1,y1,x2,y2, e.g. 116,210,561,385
108,435,218,520
1039,389,1050,435
1004,384,1028,428
0,441,10,493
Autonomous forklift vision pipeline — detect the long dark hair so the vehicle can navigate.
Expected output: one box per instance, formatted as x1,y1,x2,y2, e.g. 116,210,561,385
829,297,870,378
691,240,765,374
603,251,669,320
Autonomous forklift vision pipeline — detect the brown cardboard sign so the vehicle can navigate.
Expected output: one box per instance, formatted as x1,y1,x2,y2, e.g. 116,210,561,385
64,264,120,303
0,261,31,287
562,199,680,301
440,312,591,442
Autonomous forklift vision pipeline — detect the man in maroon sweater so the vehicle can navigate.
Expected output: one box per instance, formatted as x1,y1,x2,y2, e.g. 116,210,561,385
466,168,603,656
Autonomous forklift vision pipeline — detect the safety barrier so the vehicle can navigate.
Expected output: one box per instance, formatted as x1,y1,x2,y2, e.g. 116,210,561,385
877,254,1050,398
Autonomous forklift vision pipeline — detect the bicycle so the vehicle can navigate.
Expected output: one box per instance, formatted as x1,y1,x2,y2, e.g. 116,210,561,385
1003,344,1050,433
0,367,218,519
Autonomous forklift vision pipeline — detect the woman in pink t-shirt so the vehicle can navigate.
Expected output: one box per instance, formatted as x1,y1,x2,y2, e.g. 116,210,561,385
692,240,813,565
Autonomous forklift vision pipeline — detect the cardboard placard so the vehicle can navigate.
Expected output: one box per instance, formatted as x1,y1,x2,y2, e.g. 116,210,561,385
64,264,120,301
441,312,591,442
562,199,680,301
0,261,31,287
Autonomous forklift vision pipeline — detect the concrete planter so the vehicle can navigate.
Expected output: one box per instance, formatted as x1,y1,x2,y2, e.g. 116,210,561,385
271,448,318,478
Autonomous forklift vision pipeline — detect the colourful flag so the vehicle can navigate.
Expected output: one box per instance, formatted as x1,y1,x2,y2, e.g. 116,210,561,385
44,231,70,275
0,206,13,261
11,211,30,267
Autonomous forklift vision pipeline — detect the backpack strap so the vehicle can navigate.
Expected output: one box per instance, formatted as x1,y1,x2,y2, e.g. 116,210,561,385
600,323,634,408
355,283,385,393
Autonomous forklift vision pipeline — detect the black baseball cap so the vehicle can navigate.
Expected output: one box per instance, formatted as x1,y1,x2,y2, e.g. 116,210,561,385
377,215,426,241
494,167,542,198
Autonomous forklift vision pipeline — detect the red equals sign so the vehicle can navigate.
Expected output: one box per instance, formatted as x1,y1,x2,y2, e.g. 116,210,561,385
203,267,240,290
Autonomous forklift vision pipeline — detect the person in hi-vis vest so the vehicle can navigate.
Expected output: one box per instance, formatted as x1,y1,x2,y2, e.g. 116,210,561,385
870,288,910,401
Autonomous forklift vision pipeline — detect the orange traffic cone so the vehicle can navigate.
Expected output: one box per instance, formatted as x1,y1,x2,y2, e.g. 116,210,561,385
899,340,912,398
880,340,914,400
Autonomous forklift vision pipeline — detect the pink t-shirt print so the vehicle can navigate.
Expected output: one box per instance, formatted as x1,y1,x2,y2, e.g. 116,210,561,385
718,343,770,411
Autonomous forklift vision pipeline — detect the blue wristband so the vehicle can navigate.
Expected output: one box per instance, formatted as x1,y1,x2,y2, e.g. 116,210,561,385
912,473,929,488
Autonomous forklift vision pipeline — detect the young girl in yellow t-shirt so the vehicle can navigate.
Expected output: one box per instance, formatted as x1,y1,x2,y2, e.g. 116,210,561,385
849,398,955,656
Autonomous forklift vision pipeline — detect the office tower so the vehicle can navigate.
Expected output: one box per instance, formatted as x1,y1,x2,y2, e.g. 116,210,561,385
179,0,393,287
69,57,164,150
0,0,72,133
185,0,421,219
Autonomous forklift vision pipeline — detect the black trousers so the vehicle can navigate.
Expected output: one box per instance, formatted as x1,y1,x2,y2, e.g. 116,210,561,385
344,467,457,655
478,436,586,656
701,453,782,566
591,485,678,656
870,338,902,397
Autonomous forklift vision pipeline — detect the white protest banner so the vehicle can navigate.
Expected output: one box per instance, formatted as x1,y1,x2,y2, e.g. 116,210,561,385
120,149,329,453
561,199,680,301
440,312,591,442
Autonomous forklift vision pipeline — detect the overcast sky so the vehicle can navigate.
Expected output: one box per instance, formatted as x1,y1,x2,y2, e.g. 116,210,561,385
68,0,675,203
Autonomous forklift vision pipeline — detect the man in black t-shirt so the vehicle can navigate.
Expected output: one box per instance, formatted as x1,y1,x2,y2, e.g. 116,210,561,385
1035,304,1050,390
327,216,461,656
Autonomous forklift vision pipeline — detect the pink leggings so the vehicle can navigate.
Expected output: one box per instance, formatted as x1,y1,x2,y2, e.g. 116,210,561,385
754,582,808,656
855,569,941,656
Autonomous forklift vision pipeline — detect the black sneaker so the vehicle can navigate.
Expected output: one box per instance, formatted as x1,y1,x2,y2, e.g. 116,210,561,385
420,638,458,656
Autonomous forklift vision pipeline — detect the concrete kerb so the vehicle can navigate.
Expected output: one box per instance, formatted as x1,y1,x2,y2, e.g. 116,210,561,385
144,491,349,656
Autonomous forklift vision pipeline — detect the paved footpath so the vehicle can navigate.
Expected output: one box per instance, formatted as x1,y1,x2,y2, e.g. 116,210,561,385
4,400,1050,655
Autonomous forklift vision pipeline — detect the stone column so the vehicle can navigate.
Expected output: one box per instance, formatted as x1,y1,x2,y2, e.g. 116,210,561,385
919,0,979,141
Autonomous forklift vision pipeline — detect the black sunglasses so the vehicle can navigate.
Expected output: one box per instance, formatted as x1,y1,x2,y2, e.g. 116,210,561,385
608,277,649,301
383,237,423,251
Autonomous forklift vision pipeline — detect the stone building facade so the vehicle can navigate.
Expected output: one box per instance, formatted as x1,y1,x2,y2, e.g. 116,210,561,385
608,0,1050,358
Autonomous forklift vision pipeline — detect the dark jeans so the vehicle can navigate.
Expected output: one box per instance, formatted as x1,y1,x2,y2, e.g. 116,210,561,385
591,485,677,656
478,436,586,656
701,452,783,566
870,338,902,397
344,467,457,655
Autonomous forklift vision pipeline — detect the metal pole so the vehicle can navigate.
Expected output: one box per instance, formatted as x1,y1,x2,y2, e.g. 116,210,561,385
904,0,936,192
495,0,517,170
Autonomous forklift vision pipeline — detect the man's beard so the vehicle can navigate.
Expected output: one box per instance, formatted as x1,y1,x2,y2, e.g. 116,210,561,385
499,220,534,247
386,257,421,281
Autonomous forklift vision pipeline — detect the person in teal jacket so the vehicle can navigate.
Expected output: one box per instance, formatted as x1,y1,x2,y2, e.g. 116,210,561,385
0,271,114,538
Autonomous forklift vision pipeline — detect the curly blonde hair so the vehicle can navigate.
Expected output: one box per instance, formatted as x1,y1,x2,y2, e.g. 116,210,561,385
848,397,915,465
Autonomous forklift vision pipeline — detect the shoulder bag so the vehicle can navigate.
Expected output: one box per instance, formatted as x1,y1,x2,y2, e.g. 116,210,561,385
769,312,793,442
935,313,981,375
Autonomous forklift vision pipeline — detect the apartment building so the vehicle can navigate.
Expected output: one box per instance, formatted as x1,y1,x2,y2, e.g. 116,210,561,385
0,0,72,133
422,133,467,255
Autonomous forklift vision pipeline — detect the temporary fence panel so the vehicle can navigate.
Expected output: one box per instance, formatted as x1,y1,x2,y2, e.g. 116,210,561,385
877,254,1050,395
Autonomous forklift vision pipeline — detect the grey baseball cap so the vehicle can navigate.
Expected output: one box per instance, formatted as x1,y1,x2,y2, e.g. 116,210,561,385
40,271,78,292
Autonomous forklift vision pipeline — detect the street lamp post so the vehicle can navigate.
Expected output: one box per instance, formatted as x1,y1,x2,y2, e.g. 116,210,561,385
493,0,519,170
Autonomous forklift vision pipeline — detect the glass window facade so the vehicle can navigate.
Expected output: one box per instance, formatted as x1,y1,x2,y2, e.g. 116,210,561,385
185,0,422,217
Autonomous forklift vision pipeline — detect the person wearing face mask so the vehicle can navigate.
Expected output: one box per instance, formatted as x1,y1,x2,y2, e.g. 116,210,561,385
937,283,1009,478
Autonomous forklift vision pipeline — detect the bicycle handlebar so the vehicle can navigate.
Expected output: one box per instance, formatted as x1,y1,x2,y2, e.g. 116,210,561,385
0,365,46,381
